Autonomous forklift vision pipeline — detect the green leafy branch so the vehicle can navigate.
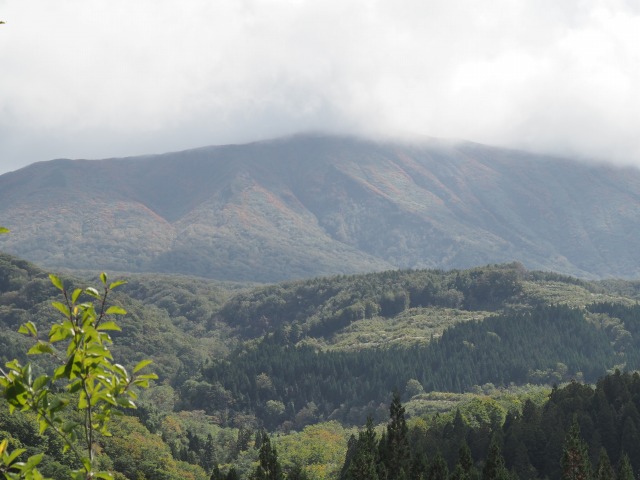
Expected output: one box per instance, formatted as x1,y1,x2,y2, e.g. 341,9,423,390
0,438,45,480
0,271,157,480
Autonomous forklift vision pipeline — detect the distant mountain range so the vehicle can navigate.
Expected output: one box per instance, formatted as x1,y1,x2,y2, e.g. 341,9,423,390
1,133,640,281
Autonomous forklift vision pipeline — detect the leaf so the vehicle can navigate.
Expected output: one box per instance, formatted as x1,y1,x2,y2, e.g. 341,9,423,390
51,301,71,317
5,447,26,465
49,397,69,413
5,382,27,404
95,471,114,480
116,396,136,408
78,392,88,409
39,418,48,435
33,375,49,391
84,287,100,299
112,363,128,379
18,321,37,337
97,321,121,331
108,280,127,290
61,420,78,433
133,359,153,374
0,226,9,234
99,392,118,406
105,306,127,316
28,342,54,355
56,355,75,380
0,438,7,456
71,288,83,303
81,456,92,473
49,323,73,343
23,452,43,469
100,272,108,285
68,380,83,394
49,274,64,291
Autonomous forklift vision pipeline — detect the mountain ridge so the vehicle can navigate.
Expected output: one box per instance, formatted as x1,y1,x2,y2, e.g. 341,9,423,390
1,133,639,282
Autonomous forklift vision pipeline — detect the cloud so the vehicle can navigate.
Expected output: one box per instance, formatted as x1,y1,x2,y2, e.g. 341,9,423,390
1,0,640,172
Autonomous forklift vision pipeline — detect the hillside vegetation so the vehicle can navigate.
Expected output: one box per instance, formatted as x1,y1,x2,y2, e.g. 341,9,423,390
3,256,640,427
3,134,640,281
5,255,640,477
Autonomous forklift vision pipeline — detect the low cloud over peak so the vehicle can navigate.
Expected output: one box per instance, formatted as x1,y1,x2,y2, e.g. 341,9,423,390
1,0,640,173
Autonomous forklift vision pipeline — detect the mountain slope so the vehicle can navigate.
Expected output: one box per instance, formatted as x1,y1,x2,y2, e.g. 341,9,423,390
1,134,640,281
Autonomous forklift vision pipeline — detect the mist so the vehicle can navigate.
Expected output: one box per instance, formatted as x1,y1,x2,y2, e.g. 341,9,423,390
1,0,640,173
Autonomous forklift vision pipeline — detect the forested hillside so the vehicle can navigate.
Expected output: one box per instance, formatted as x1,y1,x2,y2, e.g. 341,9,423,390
337,371,640,480
3,134,640,281
4,255,640,478
0,253,236,381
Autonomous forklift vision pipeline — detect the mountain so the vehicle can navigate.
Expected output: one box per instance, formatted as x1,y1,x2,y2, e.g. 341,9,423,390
1,133,640,281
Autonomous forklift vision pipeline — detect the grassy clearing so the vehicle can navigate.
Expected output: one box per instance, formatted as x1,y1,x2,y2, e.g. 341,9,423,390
324,307,490,351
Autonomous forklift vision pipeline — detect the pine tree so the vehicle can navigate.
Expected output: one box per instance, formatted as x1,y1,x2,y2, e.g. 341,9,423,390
340,434,358,480
380,391,411,479
429,451,449,480
346,416,379,480
595,448,614,480
561,420,591,480
210,464,224,480
287,464,310,480
620,415,640,471
482,439,509,480
202,433,217,474
348,450,380,480
459,442,474,474
254,432,284,480
410,452,429,480
226,467,240,480
452,442,475,480
618,454,635,480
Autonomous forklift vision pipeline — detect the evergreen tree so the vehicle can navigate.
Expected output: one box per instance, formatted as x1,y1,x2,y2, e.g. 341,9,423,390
346,416,379,480
620,416,640,472
377,431,388,480
287,464,310,480
380,392,411,479
210,464,224,480
410,452,429,480
595,448,614,480
226,467,240,480
452,442,477,480
452,464,470,480
202,433,217,473
429,451,449,480
340,435,358,480
254,432,283,480
459,442,474,474
618,454,635,480
482,439,509,480
348,446,380,480
561,420,591,480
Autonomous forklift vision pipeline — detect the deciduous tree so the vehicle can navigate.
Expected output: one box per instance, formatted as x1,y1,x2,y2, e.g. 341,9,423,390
1,271,157,479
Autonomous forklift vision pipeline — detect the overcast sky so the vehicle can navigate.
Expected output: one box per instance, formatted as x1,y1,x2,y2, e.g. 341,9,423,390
1,0,640,174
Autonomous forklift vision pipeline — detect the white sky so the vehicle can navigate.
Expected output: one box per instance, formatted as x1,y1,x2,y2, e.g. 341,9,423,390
1,0,640,174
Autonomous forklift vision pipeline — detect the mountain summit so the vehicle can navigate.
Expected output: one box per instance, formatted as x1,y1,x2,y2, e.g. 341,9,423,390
1,134,639,281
